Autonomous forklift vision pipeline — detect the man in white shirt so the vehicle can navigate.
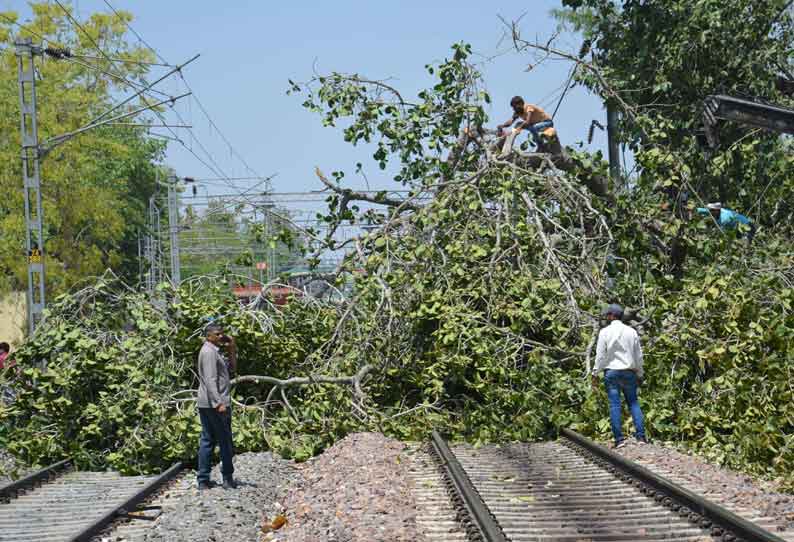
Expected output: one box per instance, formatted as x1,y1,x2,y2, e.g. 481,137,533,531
591,304,647,448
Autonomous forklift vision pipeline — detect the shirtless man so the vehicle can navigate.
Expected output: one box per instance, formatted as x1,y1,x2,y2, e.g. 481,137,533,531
496,96,562,156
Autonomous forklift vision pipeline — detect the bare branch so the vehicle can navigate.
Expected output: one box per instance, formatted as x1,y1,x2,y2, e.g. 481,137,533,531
314,167,422,211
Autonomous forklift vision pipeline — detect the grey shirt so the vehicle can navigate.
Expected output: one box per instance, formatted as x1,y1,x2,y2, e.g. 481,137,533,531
197,341,231,408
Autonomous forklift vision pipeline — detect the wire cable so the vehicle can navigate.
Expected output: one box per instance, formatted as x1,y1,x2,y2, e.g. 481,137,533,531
51,0,171,98
552,65,577,120
0,12,51,44
102,0,268,194
50,0,231,182
101,0,169,65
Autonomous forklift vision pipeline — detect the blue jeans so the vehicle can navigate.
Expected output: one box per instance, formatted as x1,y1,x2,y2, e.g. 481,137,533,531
603,369,645,444
197,407,234,483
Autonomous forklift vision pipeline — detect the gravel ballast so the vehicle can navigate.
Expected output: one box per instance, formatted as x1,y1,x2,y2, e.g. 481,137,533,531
274,432,426,542
0,448,32,486
130,451,297,542
613,439,794,535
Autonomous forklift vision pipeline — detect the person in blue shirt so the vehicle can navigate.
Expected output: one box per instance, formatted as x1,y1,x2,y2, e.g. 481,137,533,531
696,202,755,239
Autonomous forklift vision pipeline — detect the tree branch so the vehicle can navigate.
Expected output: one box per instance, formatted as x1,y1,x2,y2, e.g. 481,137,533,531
314,167,422,211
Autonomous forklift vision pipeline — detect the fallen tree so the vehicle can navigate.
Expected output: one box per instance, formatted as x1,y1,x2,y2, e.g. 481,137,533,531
2,39,793,491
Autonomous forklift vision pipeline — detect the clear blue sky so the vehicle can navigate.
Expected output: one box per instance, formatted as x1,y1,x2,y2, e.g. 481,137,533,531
8,1,607,208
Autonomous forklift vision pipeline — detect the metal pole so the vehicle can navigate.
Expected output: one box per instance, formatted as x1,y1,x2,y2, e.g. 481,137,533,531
16,39,46,336
154,202,162,285
167,178,181,285
146,169,161,294
606,103,621,182
156,170,163,287
266,208,275,280
146,195,155,292
137,230,143,285
174,181,181,284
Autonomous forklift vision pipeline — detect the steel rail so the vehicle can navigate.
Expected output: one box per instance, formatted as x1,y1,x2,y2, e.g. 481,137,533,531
561,428,787,542
0,458,72,500
430,431,508,542
68,462,183,542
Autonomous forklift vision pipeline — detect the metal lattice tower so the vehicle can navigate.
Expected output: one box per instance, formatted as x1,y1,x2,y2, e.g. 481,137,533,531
16,39,46,335
166,177,181,284
145,194,164,292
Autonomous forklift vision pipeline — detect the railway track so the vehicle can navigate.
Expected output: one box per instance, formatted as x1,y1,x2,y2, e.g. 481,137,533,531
0,458,182,542
428,429,791,542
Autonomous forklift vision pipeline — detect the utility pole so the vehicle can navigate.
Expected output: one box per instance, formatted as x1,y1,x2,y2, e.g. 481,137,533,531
137,230,143,285
16,39,46,335
14,39,192,333
160,175,194,286
145,192,162,293
606,103,621,183
261,202,276,280
166,177,181,285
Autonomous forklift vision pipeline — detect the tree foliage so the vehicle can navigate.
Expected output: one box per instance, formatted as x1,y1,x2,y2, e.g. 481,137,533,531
555,0,794,221
0,3,165,295
286,33,794,489
2,3,794,493
1,273,341,472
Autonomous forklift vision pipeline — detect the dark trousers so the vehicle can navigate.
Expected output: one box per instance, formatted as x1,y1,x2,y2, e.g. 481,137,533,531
197,407,234,483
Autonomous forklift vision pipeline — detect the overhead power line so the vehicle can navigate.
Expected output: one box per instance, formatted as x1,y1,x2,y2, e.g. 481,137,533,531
43,46,175,67
69,52,175,67
49,0,232,183
0,12,51,45
102,0,168,64
102,0,269,194
552,65,577,120
178,75,263,183
61,55,171,98
51,0,170,98
188,176,278,183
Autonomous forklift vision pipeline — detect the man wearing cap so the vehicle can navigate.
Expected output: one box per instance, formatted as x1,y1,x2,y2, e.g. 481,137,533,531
696,202,755,239
592,304,647,448
197,323,237,490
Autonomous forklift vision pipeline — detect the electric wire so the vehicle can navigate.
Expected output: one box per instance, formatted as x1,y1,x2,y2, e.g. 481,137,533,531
49,2,215,176
552,64,577,119
61,55,172,99
101,0,169,65
102,0,268,194
50,0,234,183
67,52,175,67
51,0,169,99
177,74,263,183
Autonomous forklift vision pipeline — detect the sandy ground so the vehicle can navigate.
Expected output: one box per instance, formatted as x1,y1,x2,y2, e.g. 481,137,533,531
0,292,25,348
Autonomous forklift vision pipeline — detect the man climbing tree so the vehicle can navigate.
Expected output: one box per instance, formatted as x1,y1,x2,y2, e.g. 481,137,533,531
696,202,755,240
496,96,562,156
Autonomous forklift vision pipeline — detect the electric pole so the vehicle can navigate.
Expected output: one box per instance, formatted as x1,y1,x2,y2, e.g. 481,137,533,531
137,230,143,285
145,191,162,293
166,177,181,285
16,39,46,335
146,173,193,291
261,202,276,280
161,175,194,286
14,39,192,333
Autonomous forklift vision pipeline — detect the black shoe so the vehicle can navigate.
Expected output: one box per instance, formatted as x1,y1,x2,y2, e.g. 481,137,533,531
198,481,212,490
222,477,237,490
